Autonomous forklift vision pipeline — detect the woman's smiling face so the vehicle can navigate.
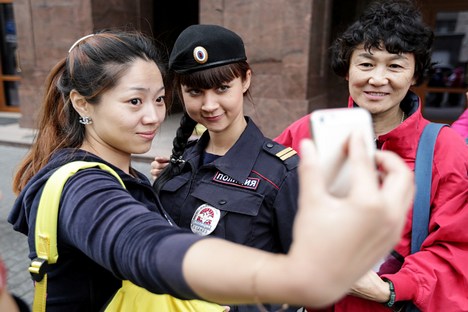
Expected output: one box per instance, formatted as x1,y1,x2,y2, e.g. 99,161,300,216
84,58,166,157
181,71,251,135
347,45,416,118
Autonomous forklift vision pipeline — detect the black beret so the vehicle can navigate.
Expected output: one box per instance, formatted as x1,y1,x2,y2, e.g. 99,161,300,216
169,24,247,74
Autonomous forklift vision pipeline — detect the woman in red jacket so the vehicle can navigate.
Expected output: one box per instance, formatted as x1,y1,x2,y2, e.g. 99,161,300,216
276,1,468,311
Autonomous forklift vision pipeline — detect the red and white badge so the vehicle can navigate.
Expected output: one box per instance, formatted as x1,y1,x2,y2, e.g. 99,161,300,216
190,204,221,236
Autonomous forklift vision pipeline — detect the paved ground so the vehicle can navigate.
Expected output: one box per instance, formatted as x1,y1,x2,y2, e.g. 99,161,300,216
0,112,181,308
0,145,34,306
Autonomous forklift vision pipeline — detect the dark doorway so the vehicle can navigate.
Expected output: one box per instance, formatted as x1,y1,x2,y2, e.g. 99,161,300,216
153,1,198,52
153,1,199,114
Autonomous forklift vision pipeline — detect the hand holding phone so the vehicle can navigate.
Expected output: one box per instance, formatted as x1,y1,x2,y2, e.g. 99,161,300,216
310,108,376,197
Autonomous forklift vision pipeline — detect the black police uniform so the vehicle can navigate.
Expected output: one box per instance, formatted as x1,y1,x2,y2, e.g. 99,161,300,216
164,23,301,312
159,117,299,254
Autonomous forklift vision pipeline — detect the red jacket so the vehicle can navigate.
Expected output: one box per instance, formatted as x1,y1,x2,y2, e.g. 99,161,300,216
452,108,468,139
274,113,311,156
275,92,468,311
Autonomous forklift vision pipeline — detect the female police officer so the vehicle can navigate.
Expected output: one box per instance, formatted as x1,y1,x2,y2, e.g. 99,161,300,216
153,24,300,312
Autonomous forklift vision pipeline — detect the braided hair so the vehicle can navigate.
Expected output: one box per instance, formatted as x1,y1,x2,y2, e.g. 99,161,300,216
153,110,197,193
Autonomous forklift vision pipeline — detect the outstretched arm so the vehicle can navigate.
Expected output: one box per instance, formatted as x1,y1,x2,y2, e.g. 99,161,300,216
183,134,414,308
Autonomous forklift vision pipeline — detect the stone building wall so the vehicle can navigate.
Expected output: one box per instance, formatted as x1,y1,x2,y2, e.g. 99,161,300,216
13,0,93,128
91,0,153,35
13,0,336,138
13,0,152,129
200,0,333,137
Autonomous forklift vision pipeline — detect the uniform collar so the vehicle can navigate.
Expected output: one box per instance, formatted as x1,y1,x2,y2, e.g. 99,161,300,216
186,117,264,183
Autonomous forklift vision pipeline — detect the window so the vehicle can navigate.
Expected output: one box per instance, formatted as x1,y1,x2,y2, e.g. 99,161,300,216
0,0,20,112
423,11,468,122
412,1,468,124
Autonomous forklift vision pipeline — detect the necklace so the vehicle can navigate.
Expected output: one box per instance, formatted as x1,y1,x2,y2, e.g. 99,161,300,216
400,110,406,124
375,110,406,141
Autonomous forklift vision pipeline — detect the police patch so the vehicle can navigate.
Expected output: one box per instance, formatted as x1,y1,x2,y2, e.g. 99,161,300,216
191,204,221,236
212,171,260,190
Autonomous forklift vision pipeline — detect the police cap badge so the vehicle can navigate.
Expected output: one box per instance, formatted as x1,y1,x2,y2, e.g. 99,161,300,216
169,24,247,74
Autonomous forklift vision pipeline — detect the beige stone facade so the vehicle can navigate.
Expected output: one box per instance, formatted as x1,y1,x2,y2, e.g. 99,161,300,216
13,0,94,128
199,0,335,137
13,0,362,138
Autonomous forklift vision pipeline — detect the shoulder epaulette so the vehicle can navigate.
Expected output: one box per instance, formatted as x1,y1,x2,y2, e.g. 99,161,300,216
275,146,297,161
262,141,299,170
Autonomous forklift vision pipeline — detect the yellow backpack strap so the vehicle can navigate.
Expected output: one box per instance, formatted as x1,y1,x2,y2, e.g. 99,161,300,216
29,161,124,312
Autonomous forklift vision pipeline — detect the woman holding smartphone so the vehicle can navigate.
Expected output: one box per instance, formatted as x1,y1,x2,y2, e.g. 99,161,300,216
276,1,468,311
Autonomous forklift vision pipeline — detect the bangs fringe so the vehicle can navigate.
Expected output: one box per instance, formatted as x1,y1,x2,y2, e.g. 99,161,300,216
179,63,244,89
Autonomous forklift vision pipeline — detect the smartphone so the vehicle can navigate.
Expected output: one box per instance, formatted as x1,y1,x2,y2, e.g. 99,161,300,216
310,108,376,197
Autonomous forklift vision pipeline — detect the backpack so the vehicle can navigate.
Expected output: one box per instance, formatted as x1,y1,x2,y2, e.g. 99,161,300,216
28,161,224,312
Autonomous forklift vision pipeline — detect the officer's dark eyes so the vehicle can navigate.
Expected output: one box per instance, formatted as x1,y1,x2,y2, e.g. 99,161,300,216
188,89,201,96
217,85,230,93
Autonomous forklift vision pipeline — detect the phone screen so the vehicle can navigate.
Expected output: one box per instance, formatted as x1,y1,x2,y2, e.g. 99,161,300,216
310,108,375,197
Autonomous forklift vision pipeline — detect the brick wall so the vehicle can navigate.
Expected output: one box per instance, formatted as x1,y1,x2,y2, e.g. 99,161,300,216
14,0,341,138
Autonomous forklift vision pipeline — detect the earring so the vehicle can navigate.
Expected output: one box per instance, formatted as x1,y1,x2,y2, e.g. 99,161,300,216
79,116,93,125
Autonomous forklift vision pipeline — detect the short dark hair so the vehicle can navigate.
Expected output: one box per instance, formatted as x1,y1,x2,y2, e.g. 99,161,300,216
330,0,434,85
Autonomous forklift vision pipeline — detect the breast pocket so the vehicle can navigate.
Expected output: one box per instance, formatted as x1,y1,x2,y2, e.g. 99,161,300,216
162,175,190,192
190,181,265,245
160,175,191,223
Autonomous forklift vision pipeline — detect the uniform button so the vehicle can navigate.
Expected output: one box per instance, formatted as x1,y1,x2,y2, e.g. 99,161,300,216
266,143,274,148
219,200,227,205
